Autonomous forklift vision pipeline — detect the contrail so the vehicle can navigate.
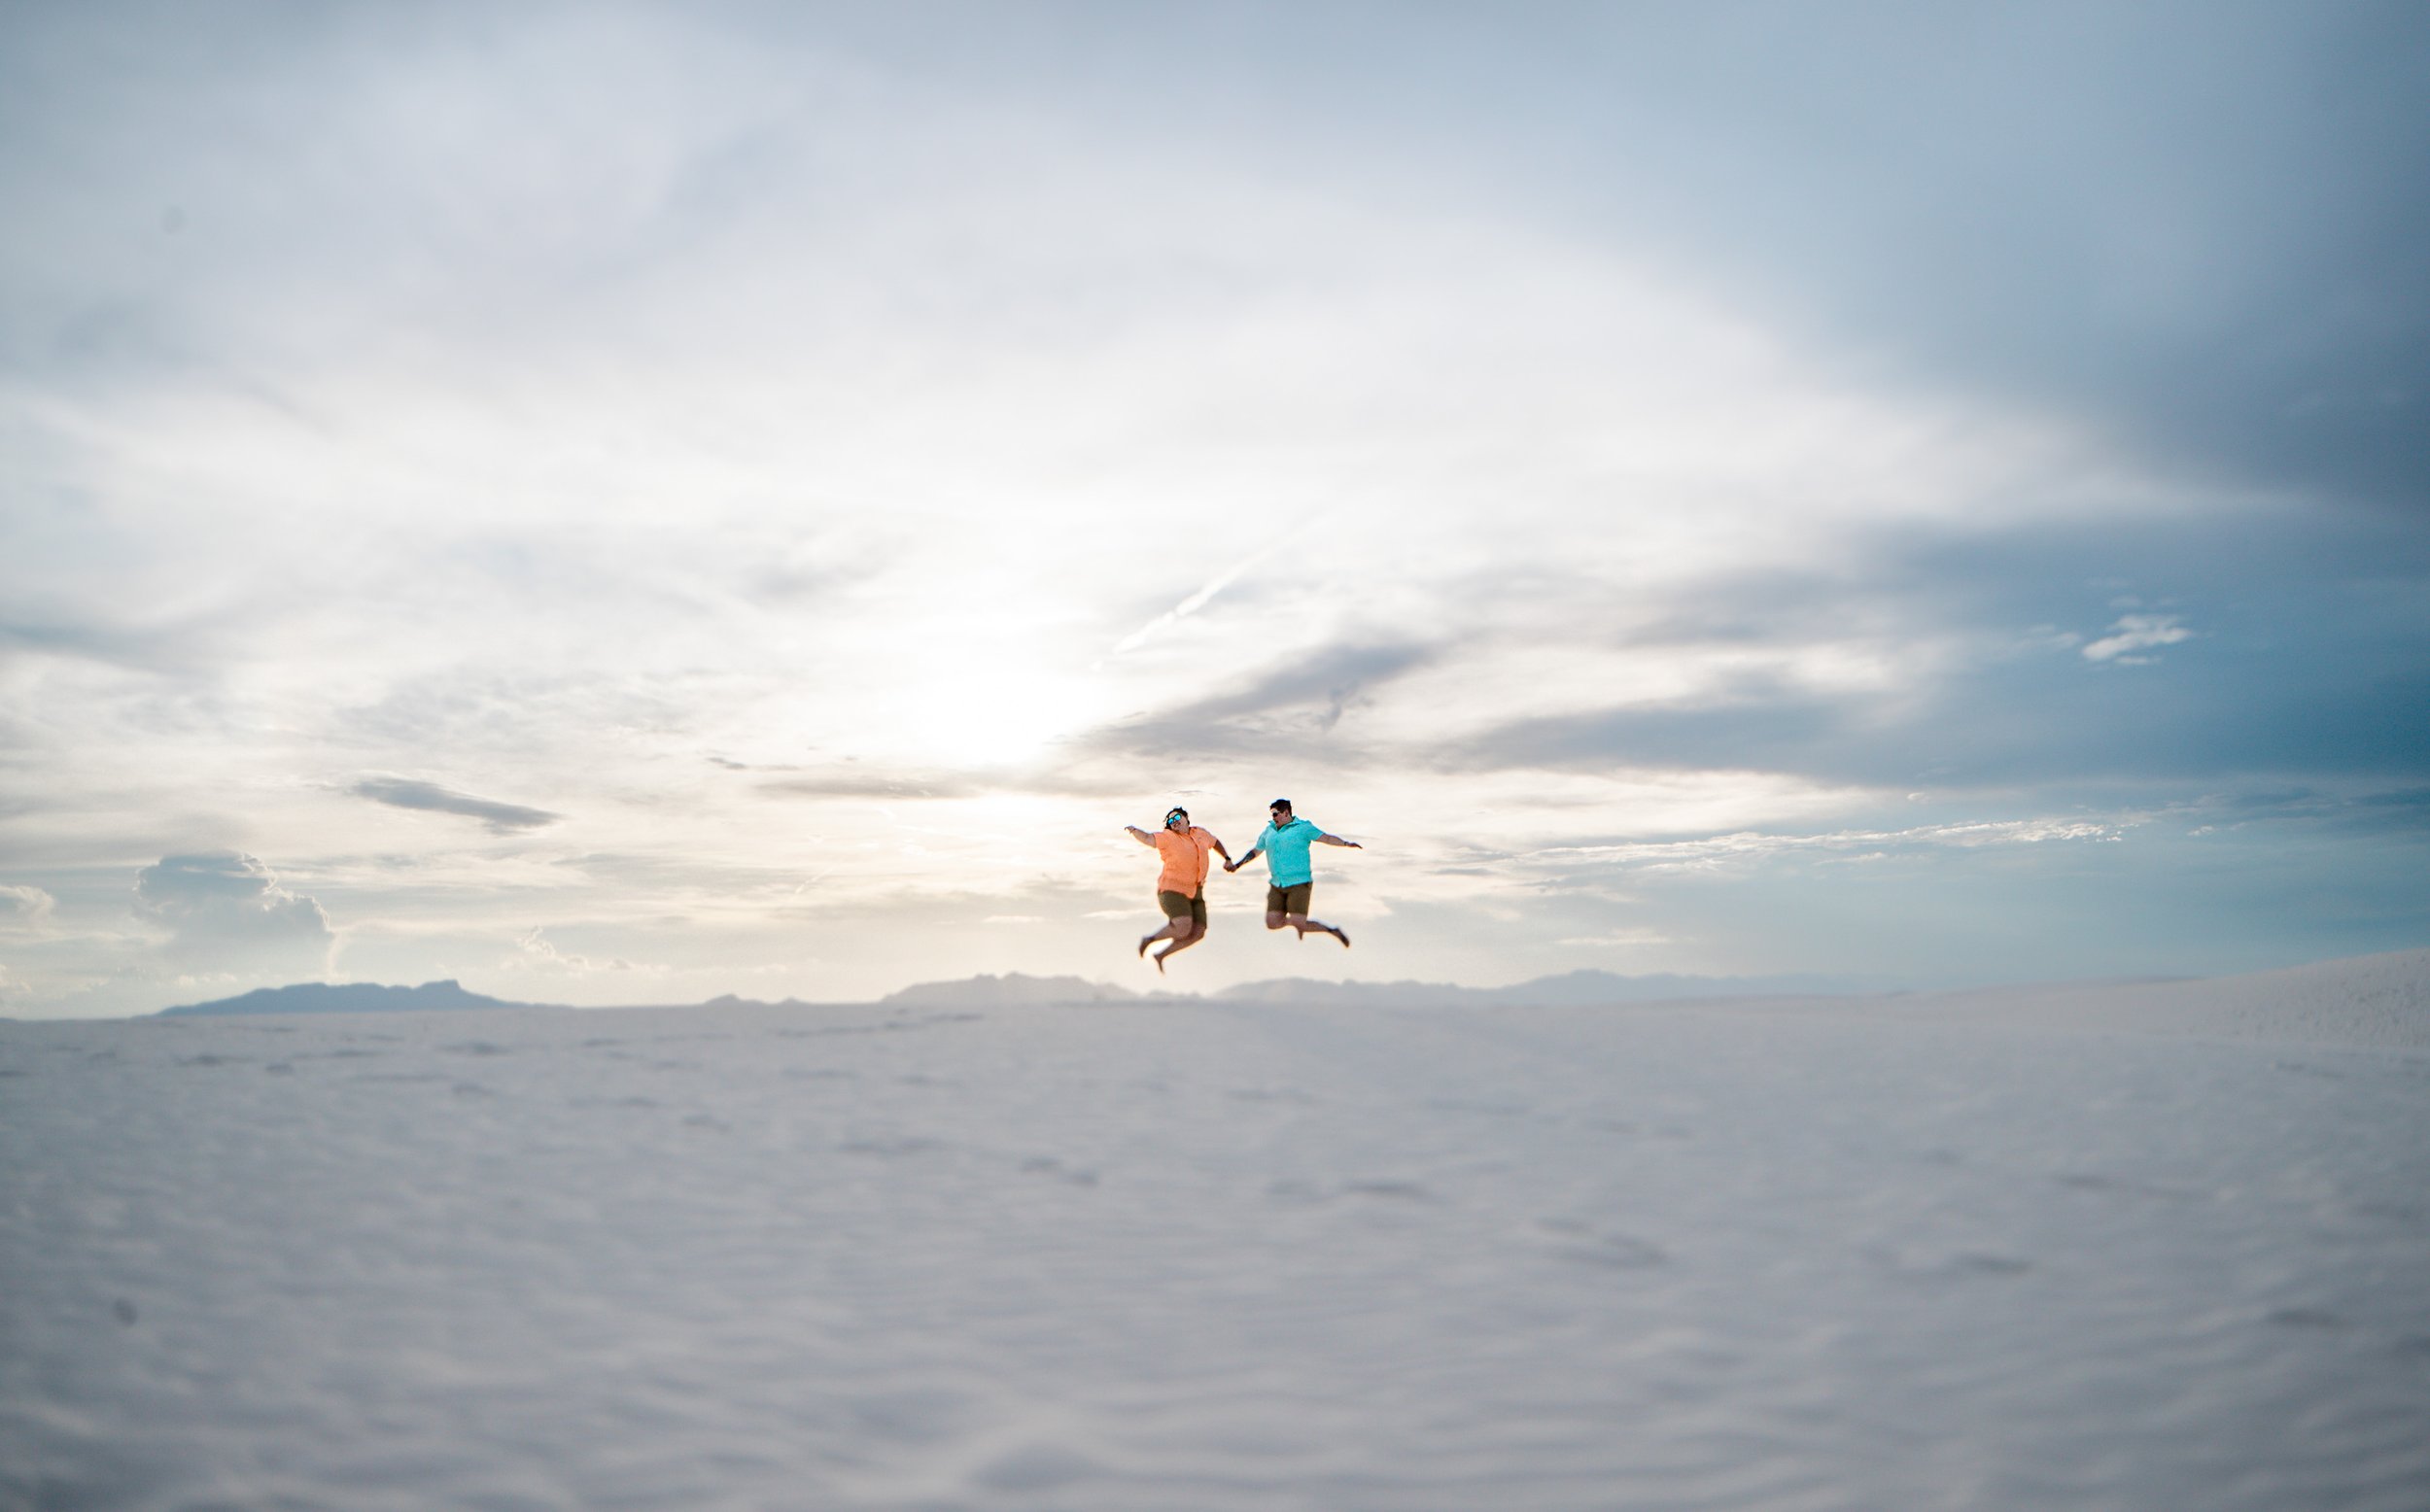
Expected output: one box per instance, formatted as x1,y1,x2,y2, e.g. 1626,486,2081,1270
1106,518,1321,658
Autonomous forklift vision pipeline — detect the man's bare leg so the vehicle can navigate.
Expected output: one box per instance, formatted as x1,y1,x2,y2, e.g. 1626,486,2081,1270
1287,911,1349,947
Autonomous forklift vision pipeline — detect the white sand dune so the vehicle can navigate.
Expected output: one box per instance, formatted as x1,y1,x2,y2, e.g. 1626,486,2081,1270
3,952,2425,1510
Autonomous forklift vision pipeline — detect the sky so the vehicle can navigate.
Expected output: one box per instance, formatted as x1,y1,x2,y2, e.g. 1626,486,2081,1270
2,1,2426,1016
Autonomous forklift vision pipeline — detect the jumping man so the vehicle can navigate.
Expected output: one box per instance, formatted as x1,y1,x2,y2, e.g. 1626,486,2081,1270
1225,798,1359,947
1125,807,1231,973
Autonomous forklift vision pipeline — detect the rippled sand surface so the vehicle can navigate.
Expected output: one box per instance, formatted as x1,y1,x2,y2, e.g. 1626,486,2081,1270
5,981,2427,1510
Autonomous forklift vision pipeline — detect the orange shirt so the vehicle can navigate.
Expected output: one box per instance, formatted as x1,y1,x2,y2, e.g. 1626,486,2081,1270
1152,826,1218,897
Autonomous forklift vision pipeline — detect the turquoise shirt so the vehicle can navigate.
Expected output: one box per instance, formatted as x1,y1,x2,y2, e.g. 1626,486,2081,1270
1256,817,1323,887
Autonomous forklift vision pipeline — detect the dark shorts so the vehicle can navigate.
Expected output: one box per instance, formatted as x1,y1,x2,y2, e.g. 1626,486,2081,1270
1266,882,1312,916
1158,890,1207,926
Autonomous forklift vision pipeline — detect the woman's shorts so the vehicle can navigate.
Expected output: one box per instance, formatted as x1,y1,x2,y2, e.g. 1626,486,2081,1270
1158,890,1207,926
1265,882,1312,915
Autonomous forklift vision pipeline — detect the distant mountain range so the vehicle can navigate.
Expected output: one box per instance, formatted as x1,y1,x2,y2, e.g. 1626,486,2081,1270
877,973,1159,1007
158,969,1876,1016
158,979,539,1016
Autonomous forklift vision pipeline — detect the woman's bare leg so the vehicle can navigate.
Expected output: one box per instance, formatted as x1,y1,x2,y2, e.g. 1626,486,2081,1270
1152,922,1206,971
1138,917,1191,956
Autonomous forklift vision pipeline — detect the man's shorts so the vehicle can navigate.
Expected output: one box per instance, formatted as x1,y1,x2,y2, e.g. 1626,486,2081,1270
1266,882,1312,916
1158,890,1207,927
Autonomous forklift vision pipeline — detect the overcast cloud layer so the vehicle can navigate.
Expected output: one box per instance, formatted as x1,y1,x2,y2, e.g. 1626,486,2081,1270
3,1,2425,1016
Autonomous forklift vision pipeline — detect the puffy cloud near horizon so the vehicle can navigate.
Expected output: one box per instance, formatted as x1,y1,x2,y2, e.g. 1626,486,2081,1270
131,852,335,977
503,926,648,979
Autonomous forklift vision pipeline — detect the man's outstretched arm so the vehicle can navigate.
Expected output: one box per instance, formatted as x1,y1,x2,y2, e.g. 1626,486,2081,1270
1225,845,1262,874
1315,833,1363,849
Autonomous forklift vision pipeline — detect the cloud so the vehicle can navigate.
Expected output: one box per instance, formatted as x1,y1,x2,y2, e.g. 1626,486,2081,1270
1554,927,1671,948
2351,787,2430,832
2181,784,2430,837
1424,505,2430,792
751,763,1139,802
133,851,333,971
1,617,170,671
1393,5,2430,514
353,776,560,833
0,883,55,931
2082,613,2195,664
504,927,643,976
1082,640,1437,762
758,772,982,801
1516,816,2130,878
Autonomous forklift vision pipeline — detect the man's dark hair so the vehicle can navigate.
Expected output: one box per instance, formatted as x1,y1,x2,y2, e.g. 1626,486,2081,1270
1269,798,1292,811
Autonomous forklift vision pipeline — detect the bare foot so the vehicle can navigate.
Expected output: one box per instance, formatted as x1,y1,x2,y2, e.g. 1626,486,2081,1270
1153,950,1168,975
1138,935,1152,958
1336,928,1351,948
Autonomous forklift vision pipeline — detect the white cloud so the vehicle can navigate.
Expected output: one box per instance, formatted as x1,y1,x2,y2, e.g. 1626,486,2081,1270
2083,613,2195,664
132,852,333,974
504,927,649,976
1555,928,1673,948
0,883,56,931
1519,815,2131,876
